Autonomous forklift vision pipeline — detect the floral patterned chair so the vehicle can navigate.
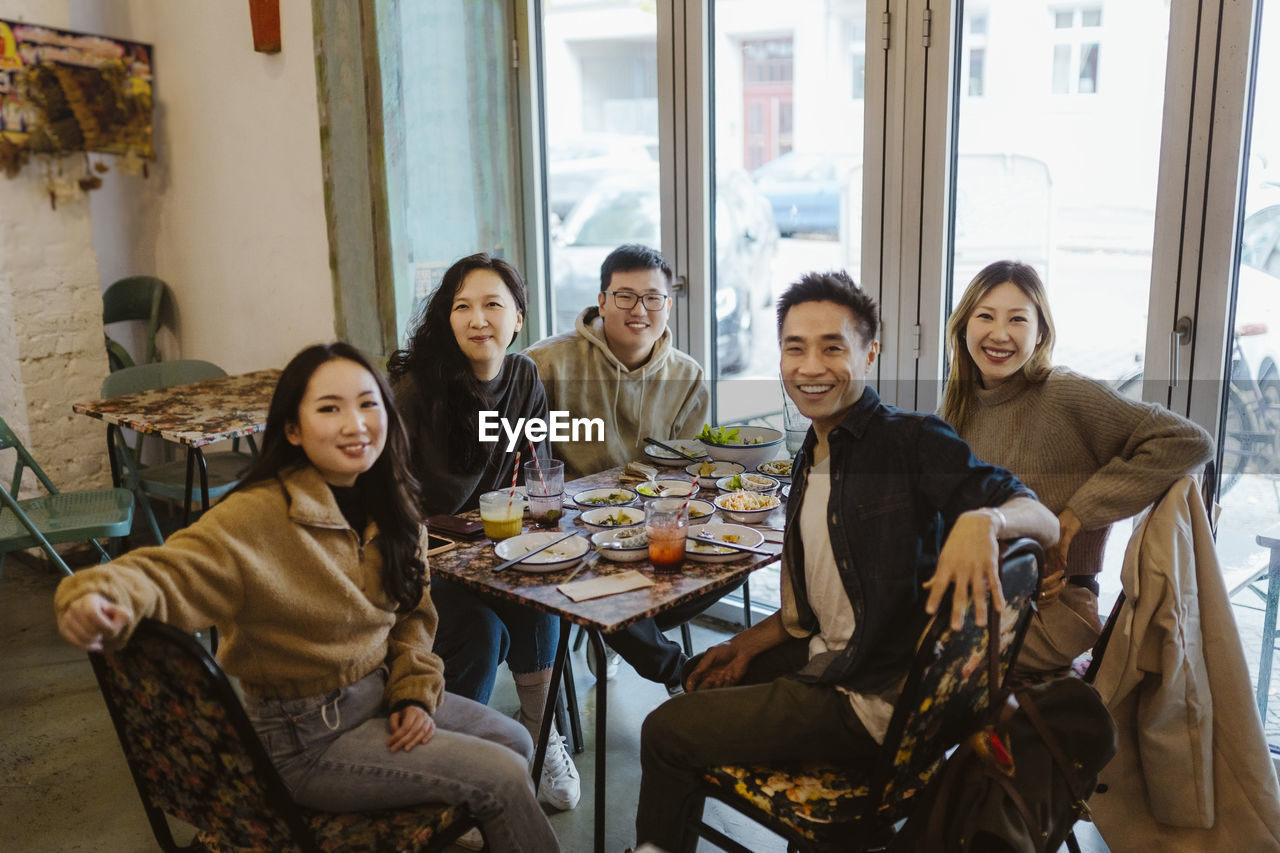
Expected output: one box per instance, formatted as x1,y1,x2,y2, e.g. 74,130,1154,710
89,619,481,852
683,538,1044,853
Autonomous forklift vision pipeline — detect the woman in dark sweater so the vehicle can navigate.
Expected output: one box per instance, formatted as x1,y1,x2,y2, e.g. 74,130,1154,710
388,253,580,812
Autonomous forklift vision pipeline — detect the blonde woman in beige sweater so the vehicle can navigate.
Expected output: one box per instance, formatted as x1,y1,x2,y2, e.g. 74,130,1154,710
942,261,1212,678
55,343,558,853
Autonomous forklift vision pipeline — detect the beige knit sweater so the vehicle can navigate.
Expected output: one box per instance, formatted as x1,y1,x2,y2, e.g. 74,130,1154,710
53,464,445,712
956,368,1213,577
524,306,710,479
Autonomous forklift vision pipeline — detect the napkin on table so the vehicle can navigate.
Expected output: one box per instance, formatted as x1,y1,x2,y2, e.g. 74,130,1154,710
557,570,654,602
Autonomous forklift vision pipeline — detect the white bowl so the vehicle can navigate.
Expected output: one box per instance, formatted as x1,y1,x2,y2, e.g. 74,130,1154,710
493,532,589,573
685,498,716,527
684,460,745,488
781,483,791,502
755,459,794,482
572,487,638,509
685,522,767,564
591,529,649,562
715,472,780,494
713,491,782,524
697,425,785,470
579,505,647,534
643,440,708,466
634,478,700,502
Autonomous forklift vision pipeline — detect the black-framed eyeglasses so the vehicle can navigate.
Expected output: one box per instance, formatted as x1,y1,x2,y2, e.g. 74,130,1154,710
604,290,671,311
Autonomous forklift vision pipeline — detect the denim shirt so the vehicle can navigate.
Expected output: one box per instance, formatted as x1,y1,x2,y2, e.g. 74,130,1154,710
781,386,1035,694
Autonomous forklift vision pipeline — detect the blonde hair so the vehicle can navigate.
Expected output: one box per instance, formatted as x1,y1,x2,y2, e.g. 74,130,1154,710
941,260,1056,433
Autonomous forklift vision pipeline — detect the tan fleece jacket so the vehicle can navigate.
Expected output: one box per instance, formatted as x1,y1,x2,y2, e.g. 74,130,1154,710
53,464,445,712
524,306,710,479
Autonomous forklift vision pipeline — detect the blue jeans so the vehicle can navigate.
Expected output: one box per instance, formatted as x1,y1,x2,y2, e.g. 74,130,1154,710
243,668,559,853
431,576,559,703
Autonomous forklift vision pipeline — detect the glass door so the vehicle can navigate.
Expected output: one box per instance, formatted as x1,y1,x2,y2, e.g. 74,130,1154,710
944,0,1174,589
710,0,868,425
539,0,661,338
1214,0,1280,745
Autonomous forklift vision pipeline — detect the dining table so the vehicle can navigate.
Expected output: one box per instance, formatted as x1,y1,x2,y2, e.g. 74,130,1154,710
72,369,280,525
429,465,785,853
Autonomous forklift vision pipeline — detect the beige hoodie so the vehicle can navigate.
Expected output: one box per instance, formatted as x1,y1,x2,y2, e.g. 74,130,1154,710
524,306,710,480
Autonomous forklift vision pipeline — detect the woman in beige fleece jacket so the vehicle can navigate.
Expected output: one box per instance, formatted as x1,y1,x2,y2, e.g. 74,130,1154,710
942,261,1212,678
55,343,558,853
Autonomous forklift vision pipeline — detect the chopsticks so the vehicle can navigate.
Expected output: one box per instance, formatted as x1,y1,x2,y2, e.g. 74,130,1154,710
492,532,581,573
644,436,702,463
686,533,775,557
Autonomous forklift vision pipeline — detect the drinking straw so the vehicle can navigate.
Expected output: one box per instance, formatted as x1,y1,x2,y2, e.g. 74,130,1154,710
527,440,548,492
506,450,522,512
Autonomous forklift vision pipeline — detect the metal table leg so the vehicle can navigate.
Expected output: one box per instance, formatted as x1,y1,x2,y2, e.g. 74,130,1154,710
182,447,211,527
533,619,572,785
587,629,608,853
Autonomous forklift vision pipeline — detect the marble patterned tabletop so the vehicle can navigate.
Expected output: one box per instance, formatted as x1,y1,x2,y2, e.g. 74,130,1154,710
73,369,281,448
429,466,786,633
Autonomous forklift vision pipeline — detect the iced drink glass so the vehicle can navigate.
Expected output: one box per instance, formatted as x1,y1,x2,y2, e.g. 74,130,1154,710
645,498,689,573
523,458,565,527
479,490,524,540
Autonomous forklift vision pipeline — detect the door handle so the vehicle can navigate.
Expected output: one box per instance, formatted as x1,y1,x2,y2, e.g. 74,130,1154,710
1169,316,1192,388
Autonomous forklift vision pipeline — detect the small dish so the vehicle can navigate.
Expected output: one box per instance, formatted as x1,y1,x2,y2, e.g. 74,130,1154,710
635,479,700,501
572,487,639,509
493,532,589,572
684,460,746,488
755,459,793,482
781,483,791,501
591,529,649,563
713,491,782,524
685,498,716,527
643,440,708,466
579,505,646,534
715,473,780,494
685,522,766,563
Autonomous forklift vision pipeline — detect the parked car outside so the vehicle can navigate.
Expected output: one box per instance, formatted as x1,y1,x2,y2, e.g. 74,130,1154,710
751,151,858,238
546,134,658,220
548,166,778,375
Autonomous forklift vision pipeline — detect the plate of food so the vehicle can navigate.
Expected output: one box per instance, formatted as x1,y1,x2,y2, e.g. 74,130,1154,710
643,440,708,466
685,523,766,563
715,472,780,494
572,487,639,509
493,532,589,572
635,479,700,501
685,459,746,488
592,528,650,562
685,498,716,527
755,459,793,482
713,490,782,524
579,505,646,534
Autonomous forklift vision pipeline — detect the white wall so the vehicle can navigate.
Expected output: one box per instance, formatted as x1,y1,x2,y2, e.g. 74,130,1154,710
74,0,335,375
0,0,335,488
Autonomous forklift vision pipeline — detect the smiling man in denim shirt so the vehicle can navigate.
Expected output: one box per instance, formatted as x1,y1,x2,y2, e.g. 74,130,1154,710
634,271,1060,851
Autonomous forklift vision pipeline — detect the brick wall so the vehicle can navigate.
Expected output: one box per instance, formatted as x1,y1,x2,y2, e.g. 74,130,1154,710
0,168,111,493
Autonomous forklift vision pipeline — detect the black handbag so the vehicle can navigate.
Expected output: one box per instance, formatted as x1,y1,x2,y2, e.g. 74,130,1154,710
890,620,1118,853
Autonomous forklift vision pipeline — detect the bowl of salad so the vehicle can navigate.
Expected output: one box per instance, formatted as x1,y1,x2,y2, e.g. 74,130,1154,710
634,478,700,502
693,424,784,470
578,505,647,534
755,459,793,483
685,459,746,489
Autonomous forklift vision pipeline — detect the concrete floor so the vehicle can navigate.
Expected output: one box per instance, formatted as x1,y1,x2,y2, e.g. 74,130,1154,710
0,548,1109,852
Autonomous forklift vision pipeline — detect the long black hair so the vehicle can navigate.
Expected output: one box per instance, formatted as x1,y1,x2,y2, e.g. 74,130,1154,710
387,253,528,473
235,342,426,612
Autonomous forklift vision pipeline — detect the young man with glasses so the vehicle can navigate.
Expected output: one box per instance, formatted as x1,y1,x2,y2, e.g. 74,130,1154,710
526,243,711,693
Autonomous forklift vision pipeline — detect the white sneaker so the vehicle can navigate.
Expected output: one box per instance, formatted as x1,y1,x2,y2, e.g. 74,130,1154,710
539,731,581,810
586,643,621,681
455,826,485,850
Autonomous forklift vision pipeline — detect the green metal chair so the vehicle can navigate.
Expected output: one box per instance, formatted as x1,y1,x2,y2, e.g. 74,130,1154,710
101,361,257,527
0,417,135,577
103,276,168,372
